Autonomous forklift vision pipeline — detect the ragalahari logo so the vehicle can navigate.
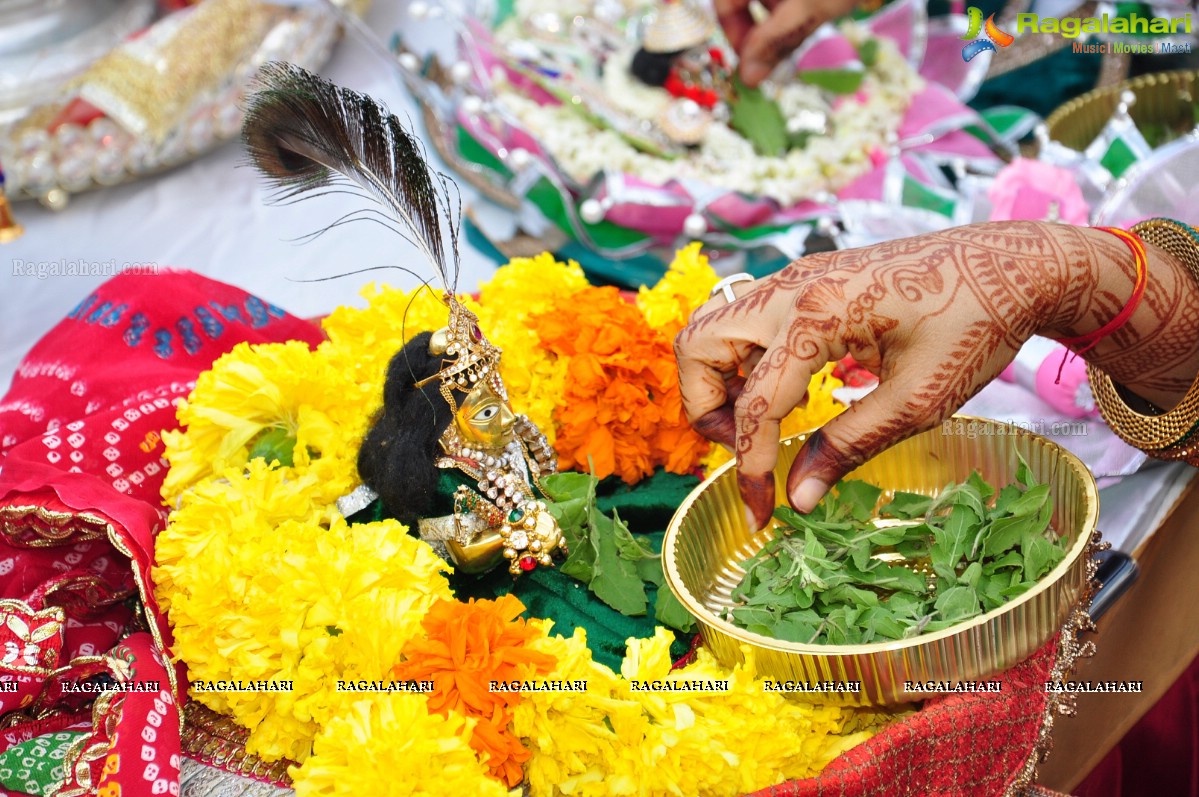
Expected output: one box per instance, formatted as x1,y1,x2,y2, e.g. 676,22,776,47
962,7,1015,61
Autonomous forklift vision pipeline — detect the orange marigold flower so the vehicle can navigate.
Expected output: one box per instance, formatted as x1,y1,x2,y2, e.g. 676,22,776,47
392,595,555,788
534,286,709,483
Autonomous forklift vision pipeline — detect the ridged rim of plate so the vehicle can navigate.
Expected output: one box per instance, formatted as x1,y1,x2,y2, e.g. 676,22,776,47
1045,69,1198,151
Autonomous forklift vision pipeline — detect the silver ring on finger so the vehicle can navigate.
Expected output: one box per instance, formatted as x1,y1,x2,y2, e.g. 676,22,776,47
709,273,755,304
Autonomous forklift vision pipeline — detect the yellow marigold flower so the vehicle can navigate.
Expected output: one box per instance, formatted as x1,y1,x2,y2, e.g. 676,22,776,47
318,282,450,407
154,461,452,763
161,341,367,508
515,625,889,797
317,264,581,446
472,254,589,443
290,694,506,797
637,243,721,339
616,628,879,795
513,626,631,797
476,253,589,313
702,364,846,474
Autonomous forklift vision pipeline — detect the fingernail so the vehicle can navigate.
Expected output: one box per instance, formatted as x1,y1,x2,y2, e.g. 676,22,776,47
740,61,769,87
791,477,830,514
694,409,736,448
737,470,774,531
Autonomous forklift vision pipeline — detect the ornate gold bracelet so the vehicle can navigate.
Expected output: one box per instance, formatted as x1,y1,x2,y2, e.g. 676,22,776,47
1087,218,1199,459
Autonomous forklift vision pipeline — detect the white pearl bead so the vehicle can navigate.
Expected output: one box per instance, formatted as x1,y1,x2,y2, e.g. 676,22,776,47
580,198,605,224
507,148,531,169
683,213,707,238
398,53,420,71
460,95,483,115
409,1,429,18
449,61,473,85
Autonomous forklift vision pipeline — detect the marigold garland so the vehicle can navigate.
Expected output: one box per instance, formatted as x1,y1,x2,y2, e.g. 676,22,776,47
535,285,709,483
160,341,368,508
469,253,591,442
155,246,873,795
392,596,557,787
635,242,720,339
154,459,452,763
513,625,897,797
317,282,451,419
289,693,508,797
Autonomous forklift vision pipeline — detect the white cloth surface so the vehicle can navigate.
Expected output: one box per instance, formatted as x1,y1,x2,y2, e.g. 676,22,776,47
962,378,1196,553
1097,461,1195,554
961,379,1146,482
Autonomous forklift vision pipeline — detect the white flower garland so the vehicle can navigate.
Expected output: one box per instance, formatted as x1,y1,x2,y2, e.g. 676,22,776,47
490,22,925,206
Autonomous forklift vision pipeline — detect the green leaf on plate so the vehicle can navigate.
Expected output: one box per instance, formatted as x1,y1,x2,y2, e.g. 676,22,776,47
835,480,884,521
798,68,865,95
934,585,982,623
728,74,790,157
881,491,933,519
857,38,880,68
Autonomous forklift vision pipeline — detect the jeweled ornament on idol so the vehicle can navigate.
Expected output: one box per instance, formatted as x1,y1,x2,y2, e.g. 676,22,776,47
241,62,565,576
629,0,728,145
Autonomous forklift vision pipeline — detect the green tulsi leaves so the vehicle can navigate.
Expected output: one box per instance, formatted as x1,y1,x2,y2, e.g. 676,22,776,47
542,472,695,633
724,455,1065,644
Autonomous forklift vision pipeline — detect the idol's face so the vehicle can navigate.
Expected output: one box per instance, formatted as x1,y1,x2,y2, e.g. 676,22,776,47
453,381,515,452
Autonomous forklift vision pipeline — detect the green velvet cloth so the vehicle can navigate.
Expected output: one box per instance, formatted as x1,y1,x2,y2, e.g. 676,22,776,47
354,468,702,671
971,48,1104,119
450,549,680,672
450,469,701,671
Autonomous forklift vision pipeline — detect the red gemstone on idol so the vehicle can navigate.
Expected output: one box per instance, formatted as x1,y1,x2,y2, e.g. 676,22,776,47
471,324,482,341
519,555,537,572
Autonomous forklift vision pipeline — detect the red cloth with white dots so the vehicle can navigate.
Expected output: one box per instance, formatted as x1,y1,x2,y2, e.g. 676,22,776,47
0,270,322,797
0,268,323,505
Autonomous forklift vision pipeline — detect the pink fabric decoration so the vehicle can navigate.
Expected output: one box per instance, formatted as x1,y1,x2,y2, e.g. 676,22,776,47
987,158,1089,225
794,34,861,72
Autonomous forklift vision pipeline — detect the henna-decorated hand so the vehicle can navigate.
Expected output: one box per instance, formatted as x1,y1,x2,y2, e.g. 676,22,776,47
676,221,1199,530
715,0,859,87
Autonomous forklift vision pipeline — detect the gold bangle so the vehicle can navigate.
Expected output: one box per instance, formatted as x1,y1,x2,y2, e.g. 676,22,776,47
1087,218,1199,455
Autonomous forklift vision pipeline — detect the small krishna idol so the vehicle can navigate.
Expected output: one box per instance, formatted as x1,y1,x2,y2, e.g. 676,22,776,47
241,62,565,576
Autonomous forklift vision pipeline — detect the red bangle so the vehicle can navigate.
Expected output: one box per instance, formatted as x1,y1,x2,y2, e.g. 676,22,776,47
1054,226,1148,382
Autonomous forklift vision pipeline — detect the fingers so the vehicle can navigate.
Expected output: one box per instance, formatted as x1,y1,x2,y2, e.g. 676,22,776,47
733,335,823,530
675,278,764,437
689,275,758,324
691,374,745,449
675,320,765,442
738,0,824,86
713,0,757,53
784,375,932,514
733,0,860,86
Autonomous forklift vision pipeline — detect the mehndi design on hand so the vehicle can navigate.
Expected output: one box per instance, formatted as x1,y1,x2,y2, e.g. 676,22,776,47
676,221,1199,529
